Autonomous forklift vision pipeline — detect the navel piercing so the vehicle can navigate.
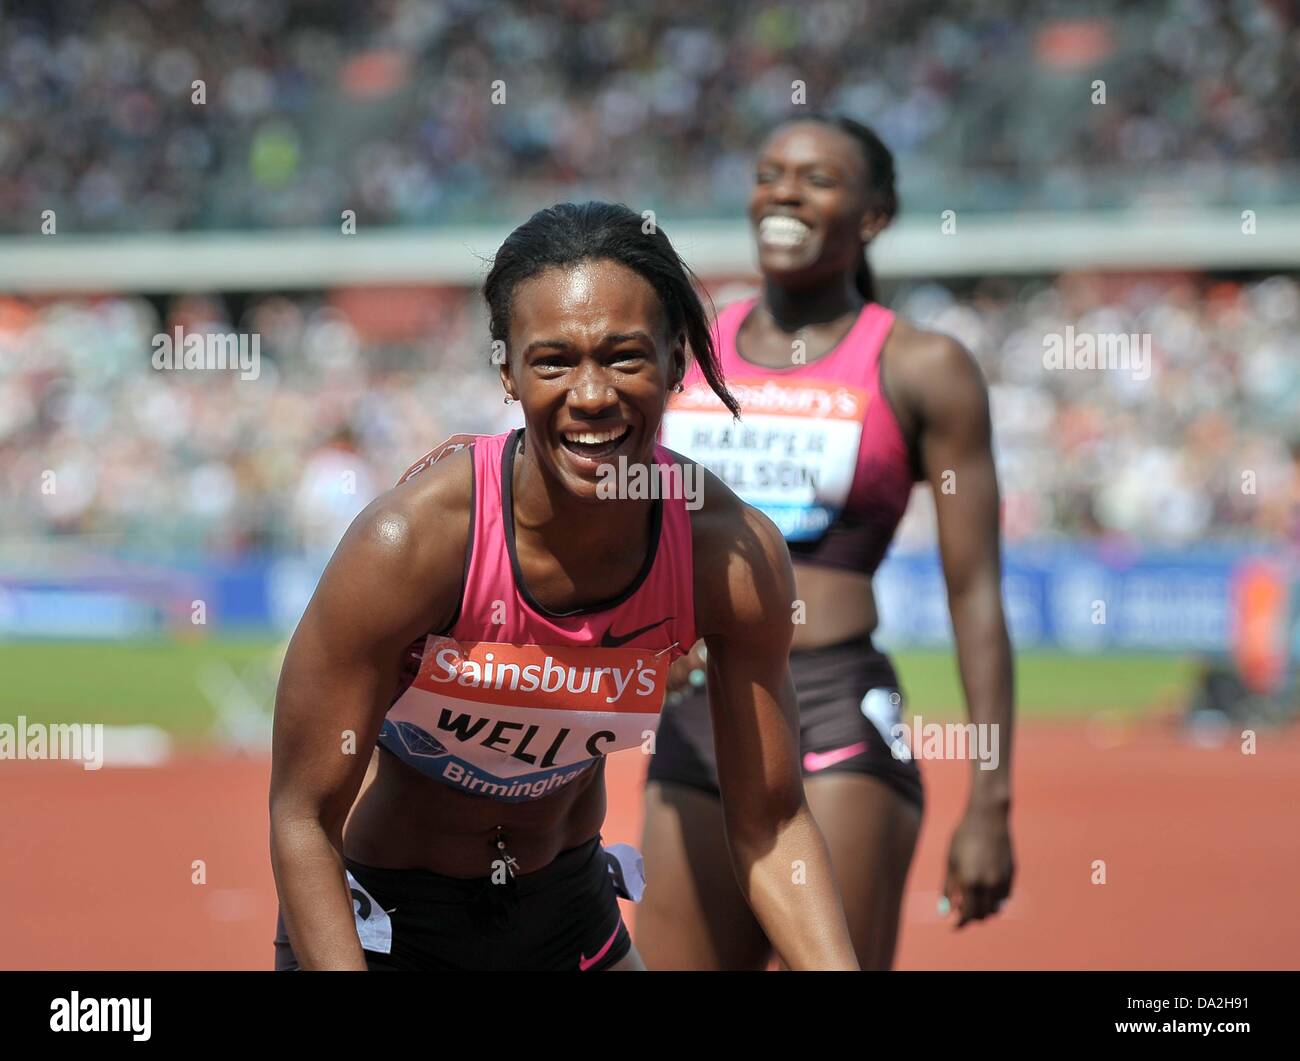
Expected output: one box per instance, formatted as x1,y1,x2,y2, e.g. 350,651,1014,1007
494,825,520,878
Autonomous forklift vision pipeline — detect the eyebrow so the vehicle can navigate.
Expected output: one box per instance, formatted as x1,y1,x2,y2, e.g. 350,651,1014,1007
522,331,655,356
756,157,847,174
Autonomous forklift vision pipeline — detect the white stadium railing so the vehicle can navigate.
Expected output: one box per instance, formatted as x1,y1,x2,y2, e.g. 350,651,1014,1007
3,208,1299,293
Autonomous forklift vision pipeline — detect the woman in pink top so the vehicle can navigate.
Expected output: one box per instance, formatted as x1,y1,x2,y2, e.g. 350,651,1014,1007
640,116,1016,969
269,201,858,971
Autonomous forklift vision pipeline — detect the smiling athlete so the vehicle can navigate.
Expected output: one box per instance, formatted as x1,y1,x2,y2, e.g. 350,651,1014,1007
269,201,858,971
640,115,1016,970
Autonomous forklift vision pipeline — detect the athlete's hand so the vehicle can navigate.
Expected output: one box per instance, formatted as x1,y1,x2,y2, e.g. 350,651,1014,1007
941,805,1014,928
665,640,708,698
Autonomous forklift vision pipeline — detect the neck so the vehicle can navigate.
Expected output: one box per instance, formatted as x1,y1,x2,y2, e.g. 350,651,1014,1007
761,274,863,332
510,432,654,558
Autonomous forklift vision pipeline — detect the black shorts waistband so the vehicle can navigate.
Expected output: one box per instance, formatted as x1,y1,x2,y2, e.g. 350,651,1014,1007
344,834,602,901
787,635,895,683
790,633,883,659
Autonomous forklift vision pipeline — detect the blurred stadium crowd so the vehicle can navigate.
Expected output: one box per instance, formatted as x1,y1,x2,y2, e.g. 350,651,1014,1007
3,272,1297,557
3,0,1297,560
2,0,1297,232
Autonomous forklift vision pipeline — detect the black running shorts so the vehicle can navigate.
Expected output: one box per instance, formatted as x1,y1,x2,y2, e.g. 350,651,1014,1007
273,836,632,971
646,637,924,809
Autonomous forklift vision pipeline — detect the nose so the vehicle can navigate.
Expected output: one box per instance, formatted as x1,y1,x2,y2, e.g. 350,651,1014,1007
768,169,802,206
567,359,618,415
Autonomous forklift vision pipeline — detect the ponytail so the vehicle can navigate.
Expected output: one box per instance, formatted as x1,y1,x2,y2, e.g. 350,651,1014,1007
854,257,876,303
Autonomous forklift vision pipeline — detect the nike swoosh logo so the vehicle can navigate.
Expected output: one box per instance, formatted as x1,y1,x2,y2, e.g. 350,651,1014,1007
578,923,623,972
601,616,672,648
803,741,869,773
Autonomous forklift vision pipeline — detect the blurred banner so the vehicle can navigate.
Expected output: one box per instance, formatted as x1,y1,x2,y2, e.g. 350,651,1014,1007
2,544,1292,656
873,544,1290,655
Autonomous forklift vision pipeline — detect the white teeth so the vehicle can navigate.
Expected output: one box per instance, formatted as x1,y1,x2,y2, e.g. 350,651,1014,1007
759,215,811,248
563,427,626,445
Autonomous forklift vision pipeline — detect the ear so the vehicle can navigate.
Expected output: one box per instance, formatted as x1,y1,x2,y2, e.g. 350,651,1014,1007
498,361,517,402
859,207,889,246
670,329,688,389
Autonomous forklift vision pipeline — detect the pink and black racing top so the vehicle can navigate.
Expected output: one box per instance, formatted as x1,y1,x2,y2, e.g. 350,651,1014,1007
662,296,915,576
378,429,696,802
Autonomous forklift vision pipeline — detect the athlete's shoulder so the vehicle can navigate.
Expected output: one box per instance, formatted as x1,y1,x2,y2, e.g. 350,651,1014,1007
882,316,989,419
884,316,985,386
664,451,793,636
657,446,772,543
304,436,478,640
391,430,480,506
338,435,477,579
397,432,486,486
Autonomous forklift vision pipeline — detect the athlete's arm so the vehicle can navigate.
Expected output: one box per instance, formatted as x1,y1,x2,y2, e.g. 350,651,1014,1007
268,453,470,969
892,324,1016,926
691,474,859,970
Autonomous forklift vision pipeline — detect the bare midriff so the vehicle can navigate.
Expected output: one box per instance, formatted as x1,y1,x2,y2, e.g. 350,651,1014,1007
790,561,878,652
342,747,607,877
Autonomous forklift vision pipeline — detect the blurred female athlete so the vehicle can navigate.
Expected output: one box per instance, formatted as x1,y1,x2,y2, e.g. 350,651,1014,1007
269,201,858,971
640,116,1016,970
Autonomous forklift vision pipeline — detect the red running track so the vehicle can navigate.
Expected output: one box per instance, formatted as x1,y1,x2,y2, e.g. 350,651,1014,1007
1,720,1296,969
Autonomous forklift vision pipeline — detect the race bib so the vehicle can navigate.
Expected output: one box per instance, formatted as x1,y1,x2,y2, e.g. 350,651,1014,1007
345,872,393,954
663,378,868,541
381,637,669,802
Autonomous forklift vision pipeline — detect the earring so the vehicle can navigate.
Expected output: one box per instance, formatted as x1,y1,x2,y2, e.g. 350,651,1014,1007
503,395,515,404
673,382,684,393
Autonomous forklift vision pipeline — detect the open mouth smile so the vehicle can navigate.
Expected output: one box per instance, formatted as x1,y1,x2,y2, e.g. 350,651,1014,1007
758,214,813,249
559,425,633,463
